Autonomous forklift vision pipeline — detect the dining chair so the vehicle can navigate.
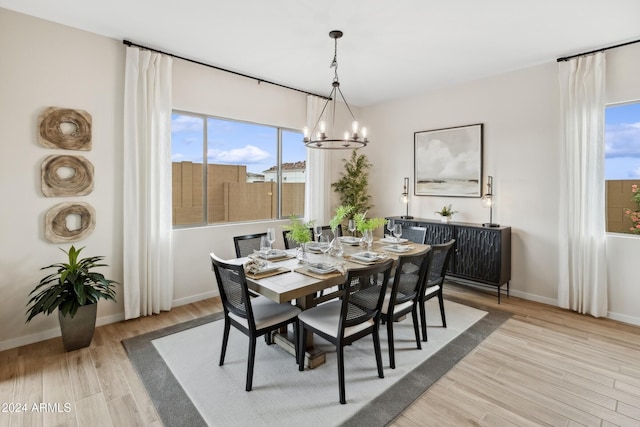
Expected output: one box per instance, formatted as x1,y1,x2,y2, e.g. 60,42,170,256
381,248,432,369
314,224,342,240
210,253,301,391
297,259,394,404
233,233,268,258
418,239,455,342
400,225,427,244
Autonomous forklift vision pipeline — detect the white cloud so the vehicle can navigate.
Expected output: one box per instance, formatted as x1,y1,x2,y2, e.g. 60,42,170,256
171,153,185,161
208,145,271,164
605,122,640,158
416,138,479,180
171,115,202,133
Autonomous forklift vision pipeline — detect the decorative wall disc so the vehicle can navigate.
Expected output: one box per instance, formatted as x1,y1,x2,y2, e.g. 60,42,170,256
41,155,94,197
38,107,92,150
45,202,96,243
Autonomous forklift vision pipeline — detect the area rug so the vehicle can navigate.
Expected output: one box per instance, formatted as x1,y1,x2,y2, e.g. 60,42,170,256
123,297,510,427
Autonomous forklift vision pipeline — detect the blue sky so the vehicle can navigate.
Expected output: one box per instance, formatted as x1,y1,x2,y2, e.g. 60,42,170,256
605,102,640,179
171,114,305,174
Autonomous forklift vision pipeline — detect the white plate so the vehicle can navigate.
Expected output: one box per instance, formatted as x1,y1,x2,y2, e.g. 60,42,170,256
340,236,361,245
383,245,412,253
257,250,287,260
256,264,280,274
350,251,383,262
307,263,337,274
379,237,409,244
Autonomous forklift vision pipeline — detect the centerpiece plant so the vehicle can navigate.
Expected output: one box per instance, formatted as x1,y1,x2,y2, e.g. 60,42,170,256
282,214,314,245
435,204,459,220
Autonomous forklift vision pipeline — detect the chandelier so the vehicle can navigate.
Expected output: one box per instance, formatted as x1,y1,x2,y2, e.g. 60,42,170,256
303,30,369,149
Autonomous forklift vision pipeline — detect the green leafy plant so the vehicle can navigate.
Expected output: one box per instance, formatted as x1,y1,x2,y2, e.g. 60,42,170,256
353,211,387,232
26,246,118,322
282,215,314,245
329,205,355,233
435,204,459,218
331,150,373,214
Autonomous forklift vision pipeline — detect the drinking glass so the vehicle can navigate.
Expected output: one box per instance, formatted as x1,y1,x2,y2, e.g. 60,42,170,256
317,235,331,263
260,236,270,255
393,223,403,243
348,219,356,236
266,228,276,252
313,225,322,241
386,219,395,238
363,229,373,250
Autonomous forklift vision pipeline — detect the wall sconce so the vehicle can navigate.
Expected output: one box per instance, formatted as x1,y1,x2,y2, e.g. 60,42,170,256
481,175,499,227
400,177,414,219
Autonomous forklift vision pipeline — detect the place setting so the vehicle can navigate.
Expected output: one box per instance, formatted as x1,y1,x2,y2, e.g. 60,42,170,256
344,250,389,265
243,258,290,279
250,232,295,262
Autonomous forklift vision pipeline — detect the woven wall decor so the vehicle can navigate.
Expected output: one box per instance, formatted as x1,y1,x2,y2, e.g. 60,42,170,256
38,107,92,150
45,202,96,243
41,155,94,197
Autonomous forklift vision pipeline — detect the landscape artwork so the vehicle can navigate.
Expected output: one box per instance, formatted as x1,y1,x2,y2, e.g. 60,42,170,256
414,124,483,197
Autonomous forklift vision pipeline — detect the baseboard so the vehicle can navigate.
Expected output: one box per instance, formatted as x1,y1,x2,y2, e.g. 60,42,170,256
606,311,640,326
172,290,219,307
0,312,126,352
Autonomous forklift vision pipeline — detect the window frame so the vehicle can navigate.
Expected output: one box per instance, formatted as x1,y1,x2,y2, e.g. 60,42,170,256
171,109,305,228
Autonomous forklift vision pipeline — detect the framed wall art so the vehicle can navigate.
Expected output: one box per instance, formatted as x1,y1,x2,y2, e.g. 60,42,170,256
414,123,483,197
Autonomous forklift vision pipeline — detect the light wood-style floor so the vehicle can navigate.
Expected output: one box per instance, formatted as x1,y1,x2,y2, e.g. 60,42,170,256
1,284,639,427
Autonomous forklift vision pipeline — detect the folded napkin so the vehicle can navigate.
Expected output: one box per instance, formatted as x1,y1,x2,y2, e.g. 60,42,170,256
244,259,270,274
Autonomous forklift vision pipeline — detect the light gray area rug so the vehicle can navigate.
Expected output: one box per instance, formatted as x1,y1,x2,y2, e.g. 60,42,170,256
123,297,511,427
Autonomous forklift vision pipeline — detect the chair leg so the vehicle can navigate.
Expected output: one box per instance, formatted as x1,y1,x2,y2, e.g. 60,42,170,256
373,326,384,379
298,322,306,371
337,345,346,404
412,306,422,350
219,317,230,366
246,337,256,392
438,292,447,328
419,299,428,342
293,321,299,363
386,315,395,369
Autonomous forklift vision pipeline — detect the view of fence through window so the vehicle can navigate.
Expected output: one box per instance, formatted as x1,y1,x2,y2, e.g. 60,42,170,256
605,102,640,234
171,112,306,226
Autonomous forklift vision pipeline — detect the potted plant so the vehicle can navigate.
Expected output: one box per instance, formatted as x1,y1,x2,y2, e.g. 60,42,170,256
435,204,459,222
26,246,118,351
282,215,314,261
331,150,373,214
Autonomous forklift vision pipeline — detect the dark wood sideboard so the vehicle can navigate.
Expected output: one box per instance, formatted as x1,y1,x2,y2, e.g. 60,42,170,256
386,216,512,303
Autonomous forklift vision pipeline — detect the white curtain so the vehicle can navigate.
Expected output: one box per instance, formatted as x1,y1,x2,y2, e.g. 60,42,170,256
558,52,608,317
304,95,331,224
123,47,174,319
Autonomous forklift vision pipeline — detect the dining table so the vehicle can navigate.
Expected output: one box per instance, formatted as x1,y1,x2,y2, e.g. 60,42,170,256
231,236,431,368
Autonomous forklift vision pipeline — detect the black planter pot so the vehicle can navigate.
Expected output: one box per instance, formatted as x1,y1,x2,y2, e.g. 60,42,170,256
58,303,97,351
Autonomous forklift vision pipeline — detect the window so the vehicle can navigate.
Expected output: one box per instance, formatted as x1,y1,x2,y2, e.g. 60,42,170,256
171,111,306,227
605,102,640,234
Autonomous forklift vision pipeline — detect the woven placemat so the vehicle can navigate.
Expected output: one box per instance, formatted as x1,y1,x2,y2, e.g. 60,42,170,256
293,267,344,280
245,267,291,280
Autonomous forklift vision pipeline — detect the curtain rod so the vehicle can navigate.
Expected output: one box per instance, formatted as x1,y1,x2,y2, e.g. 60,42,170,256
123,40,330,100
557,37,640,62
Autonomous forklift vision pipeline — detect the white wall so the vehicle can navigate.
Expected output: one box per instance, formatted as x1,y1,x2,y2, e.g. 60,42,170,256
361,43,640,323
2,7,639,351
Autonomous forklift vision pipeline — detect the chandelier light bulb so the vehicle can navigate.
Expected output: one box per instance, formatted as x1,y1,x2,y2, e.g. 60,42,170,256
344,131,349,141
319,121,326,133
352,121,359,133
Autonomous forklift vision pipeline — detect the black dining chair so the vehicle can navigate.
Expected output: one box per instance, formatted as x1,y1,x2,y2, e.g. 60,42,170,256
418,239,455,342
313,224,342,241
381,248,432,369
233,233,268,258
210,253,301,391
400,226,427,244
297,259,394,404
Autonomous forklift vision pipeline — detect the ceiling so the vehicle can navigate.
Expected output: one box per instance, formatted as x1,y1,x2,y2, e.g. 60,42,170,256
2,0,640,106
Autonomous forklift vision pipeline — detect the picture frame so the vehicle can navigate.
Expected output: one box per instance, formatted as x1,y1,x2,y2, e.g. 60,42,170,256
414,123,483,197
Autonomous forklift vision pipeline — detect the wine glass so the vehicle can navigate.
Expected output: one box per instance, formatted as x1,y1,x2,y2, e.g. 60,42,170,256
317,235,331,263
260,236,270,255
266,228,276,253
386,219,395,239
313,225,322,241
348,219,356,237
363,229,373,250
393,223,403,243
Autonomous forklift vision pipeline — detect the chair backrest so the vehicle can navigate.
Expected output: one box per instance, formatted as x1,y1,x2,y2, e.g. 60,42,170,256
339,259,394,332
425,239,455,287
210,253,255,325
314,225,342,241
389,249,432,308
401,226,427,244
233,233,267,258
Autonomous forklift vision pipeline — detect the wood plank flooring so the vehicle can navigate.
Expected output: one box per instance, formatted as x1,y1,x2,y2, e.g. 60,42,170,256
1,284,639,426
